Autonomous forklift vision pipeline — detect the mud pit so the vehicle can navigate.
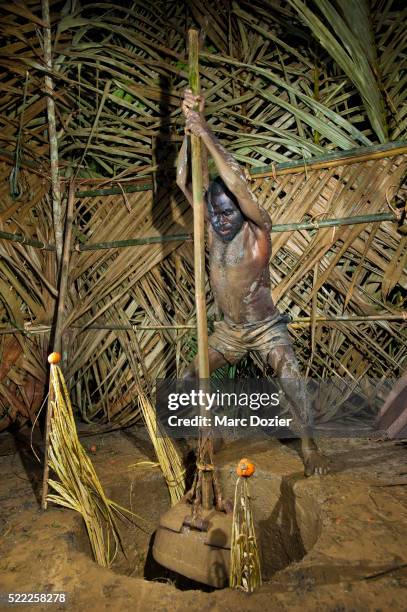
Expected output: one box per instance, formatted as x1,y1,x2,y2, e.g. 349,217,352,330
1,426,406,611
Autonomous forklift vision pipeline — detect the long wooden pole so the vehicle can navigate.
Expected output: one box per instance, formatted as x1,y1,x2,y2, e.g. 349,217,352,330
53,180,75,355
41,0,63,266
250,142,407,178
41,181,75,510
0,212,400,253
189,29,214,512
41,0,61,510
72,212,397,251
189,29,209,380
0,230,56,250
1,312,406,337
0,140,405,187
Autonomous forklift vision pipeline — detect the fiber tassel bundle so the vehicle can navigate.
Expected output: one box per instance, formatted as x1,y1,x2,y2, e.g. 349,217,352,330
137,391,185,505
230,458,262,592
46,359,136,567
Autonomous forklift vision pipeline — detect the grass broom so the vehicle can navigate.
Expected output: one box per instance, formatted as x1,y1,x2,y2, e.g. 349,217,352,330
45,353,141,567
230,458,262,593
137,391,185,505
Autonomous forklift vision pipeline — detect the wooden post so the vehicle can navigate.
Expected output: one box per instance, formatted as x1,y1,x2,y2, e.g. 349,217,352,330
41,0,63,265
188,29,209,380
40,4,63,504
53,180,75,355
41,181,74,510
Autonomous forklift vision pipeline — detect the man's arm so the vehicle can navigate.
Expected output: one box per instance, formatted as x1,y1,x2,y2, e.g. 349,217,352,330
183,90,271,231
201,128,271,230
176,133,210,214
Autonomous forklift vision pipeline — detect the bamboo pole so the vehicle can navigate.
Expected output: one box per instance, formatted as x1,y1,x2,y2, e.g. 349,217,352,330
75,324,196,330
75,233,191,251
1,313,405,337
0,212,399,252
72,315,407,331
72,142,407,197
1,141,405,194
41,0,63,265
72,212,398,252
0,230,55,251
52,181,75,355
40,0,62,503
189,29,209,380
41,181,75,510
271,212,396,232
75,183,154,198
289,313,407,328
250,141,407,178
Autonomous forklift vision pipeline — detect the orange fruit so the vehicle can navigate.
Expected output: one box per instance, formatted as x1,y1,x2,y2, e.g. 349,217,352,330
48,352,61,364
236,457,255,478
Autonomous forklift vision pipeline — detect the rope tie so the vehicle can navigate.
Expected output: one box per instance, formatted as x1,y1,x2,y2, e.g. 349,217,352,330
196,462,214,471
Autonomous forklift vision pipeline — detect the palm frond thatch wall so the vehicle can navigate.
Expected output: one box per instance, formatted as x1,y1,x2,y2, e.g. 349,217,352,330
1,152,405,427
0,1,406,428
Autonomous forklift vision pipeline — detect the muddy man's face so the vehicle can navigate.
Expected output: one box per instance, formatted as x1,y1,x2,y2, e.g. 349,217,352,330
206,190,244,242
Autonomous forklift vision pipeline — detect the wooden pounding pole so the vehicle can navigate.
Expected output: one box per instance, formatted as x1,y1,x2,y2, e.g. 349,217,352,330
189,29,209,380
189,29,213,511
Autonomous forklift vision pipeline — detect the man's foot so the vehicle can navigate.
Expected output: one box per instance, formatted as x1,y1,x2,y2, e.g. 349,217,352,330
303,447,330,477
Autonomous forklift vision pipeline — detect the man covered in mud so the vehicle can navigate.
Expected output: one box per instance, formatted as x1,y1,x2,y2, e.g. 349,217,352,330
177,89,328,476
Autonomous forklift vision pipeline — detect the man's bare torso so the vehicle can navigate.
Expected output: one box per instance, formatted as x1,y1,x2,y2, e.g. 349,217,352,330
208,221,276,324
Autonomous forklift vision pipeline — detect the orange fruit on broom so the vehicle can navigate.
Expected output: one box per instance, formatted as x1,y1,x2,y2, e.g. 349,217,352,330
236,457,255,477
48,352,61,364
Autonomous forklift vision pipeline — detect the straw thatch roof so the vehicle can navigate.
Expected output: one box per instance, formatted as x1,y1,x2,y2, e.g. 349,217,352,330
0,1,406,428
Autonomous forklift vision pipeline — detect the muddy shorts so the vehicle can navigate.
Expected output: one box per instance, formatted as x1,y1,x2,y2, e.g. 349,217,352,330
208,310,292,365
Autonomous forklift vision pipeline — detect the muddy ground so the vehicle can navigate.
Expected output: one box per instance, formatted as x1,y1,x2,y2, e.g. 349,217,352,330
0,425,406,611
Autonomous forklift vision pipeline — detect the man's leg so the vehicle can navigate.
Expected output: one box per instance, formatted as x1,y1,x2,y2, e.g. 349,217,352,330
267,345,329,476
182,346,242,454
182,347,232,380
